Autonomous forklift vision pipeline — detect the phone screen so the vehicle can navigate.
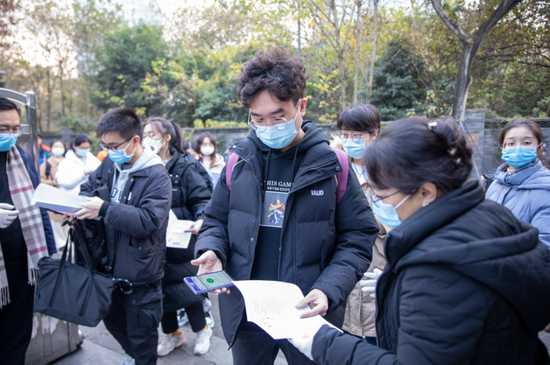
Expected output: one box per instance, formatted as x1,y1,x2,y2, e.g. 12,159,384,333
185,271,233,294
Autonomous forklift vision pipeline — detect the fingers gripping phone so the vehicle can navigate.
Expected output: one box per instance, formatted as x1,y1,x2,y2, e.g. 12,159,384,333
184,270,234,295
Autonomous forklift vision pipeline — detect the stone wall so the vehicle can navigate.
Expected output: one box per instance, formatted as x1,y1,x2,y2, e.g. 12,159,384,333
42,115,550,179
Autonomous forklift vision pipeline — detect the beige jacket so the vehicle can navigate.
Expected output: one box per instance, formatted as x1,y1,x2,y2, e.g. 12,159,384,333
342,177,391,338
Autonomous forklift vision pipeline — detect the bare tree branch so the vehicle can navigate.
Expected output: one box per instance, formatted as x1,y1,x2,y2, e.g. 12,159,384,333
430,0,469,43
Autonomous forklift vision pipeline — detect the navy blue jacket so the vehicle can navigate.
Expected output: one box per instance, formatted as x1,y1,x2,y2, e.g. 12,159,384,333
18,145,56,255
196,121,378,347
312,181,550,365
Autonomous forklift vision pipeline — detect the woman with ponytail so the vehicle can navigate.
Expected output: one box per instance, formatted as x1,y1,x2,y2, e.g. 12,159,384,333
486,120,550,248
289,117,550,365
143,117,214,357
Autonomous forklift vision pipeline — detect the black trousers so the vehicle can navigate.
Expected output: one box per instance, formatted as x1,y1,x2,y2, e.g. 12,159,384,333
161,301,206,334
0,267,35,365
103,281,162,365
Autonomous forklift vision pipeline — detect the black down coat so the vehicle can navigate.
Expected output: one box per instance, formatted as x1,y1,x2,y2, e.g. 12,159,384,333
312,181,550,365
80,155,172,286
162,148,211,312
196,121,379,347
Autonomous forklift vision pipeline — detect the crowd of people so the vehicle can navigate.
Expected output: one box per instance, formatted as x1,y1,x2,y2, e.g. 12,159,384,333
1,46,550,365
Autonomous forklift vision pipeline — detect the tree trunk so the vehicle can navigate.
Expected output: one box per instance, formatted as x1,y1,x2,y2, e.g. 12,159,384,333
452,43,474,121
46,68,52,132
366,0,378,104
353,0,362,105
430,0,522,119
339,54,347,111
59,61,65,121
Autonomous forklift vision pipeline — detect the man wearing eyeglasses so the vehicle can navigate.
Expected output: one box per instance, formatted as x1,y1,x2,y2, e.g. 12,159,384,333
72,108,171,365
0,97,56,364
192,47,378,365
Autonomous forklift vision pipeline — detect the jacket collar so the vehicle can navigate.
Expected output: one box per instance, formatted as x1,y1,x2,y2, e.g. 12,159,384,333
229,121,339,188
385,181,485,268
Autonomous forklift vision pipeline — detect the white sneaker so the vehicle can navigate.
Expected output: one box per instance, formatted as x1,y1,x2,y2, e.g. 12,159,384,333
203,298,212,313
205,311,215,328
119,358,135,365
157,333,185,357
194,326,212,355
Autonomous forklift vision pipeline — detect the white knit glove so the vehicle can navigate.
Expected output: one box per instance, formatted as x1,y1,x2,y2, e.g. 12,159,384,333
360,268,382,298
0,203,19,229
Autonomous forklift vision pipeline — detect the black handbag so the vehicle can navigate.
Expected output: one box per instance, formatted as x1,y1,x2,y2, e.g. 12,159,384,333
34,225,116,327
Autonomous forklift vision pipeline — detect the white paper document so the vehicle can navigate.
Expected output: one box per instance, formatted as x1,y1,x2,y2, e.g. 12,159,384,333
166,210,194,249
31,183,88,215
233,280,334,340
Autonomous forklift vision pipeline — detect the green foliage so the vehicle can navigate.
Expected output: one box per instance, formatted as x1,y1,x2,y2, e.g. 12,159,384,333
93,23,167,114
62,114,96,134
371,40,426,120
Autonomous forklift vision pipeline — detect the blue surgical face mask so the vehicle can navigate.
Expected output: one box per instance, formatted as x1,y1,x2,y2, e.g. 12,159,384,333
109,140,136,165
256,118,299,150
343,138,366,159
372,194,410,227
76,148,89,157
502,146,538,168
0,133,17,152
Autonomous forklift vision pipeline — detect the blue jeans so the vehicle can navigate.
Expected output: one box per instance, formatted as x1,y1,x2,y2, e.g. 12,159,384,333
231,316,315,365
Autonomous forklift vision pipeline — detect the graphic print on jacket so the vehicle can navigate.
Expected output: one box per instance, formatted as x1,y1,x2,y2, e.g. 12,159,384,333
252,145,304,281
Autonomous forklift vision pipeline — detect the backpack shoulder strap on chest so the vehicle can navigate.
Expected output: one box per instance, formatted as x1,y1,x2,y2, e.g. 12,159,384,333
330,146,349,204
225,153,240,191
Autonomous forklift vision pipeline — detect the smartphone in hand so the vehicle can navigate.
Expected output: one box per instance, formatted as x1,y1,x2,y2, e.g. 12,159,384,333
184,270,234,295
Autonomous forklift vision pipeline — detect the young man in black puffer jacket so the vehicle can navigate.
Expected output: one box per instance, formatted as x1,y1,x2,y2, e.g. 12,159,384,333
193,47,378,365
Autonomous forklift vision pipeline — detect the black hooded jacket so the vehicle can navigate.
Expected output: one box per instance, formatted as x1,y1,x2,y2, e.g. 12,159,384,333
195,121,379,347
312,181,550,365
162,148,212,312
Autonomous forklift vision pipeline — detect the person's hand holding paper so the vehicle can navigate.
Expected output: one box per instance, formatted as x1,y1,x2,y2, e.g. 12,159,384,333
295,288,329,318
73,197,104,220
185,219,203,235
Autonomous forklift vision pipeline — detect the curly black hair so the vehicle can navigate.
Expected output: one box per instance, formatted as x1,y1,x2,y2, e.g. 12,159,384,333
237,47,307,108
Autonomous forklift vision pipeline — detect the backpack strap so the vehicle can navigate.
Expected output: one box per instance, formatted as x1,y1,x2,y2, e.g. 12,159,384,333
330,147,349,204
45,160,52,180
225,149,349,203
225,153,240,191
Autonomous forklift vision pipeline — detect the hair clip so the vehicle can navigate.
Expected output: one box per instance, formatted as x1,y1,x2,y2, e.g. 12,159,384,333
448,147,457,156
427,121,437,130
456,157,462,164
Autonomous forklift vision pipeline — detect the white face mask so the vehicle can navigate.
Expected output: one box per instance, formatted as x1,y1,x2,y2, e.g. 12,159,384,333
201,145,214,156
143,137,165,154
51,147,65,156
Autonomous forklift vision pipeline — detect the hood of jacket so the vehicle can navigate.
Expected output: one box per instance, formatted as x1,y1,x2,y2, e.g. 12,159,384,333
493,160,550,191
386,180,550,333
229,120,340,195
112,146,163,200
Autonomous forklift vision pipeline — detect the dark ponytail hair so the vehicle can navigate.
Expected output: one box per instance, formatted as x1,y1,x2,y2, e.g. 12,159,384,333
365,117,473,195
143,117,183,153
499,120,550,169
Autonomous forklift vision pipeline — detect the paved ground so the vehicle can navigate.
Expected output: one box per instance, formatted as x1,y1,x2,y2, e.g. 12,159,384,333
51,294,287,365
49,292,550,365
